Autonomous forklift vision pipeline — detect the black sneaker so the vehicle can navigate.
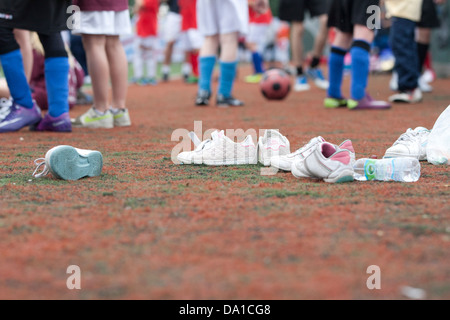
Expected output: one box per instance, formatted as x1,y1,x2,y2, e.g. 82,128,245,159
216,94,244,107
195,90,211,106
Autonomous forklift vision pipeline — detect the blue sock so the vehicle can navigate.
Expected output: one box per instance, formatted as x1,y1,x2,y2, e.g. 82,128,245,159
45,57,70,118
218,61,237,98
199,56,216,93
327,46,347,99
0,49,33,108
252,52,264,74
350,40,371,100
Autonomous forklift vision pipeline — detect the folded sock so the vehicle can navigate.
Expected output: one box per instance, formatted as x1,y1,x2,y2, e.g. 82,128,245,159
327,47,347,99
45,57,70,117
199,56,216,93
218,61,237,98
0,49,33,108
350,40,371,100
310,56,321,69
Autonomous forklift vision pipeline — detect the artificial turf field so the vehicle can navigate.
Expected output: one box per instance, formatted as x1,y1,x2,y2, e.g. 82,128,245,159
0,66,449,299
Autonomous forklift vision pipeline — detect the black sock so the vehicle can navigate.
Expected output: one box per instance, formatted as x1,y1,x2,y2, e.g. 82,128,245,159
417,42,429,73
310,56,321,69
296,66,304,76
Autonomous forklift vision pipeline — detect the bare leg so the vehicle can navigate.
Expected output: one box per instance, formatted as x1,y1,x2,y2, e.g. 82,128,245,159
353,24,375,43
219,32,239,62
312,15,329,60
82,34,110,112
333,30,353,50
105,35,128,110
200,35,220,57
290,22,305,71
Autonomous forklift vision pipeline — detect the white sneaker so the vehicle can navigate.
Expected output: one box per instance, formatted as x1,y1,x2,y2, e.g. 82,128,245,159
71,106,114,129
418,75,433,93
271,137,356,171
177,130,258,166
389,88,423,103
111,108,131,127
291,141,355,183
271,136,325,171
33,145,103,181
384,127,430,161
258,130,290,166
390,72,398,91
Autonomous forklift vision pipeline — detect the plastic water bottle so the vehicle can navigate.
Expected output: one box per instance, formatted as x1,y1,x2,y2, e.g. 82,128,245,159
353,158,421,182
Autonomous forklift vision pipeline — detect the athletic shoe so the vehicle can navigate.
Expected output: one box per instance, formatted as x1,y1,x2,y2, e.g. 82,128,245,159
383,127,430,161
0,101,42,133
271,137,356,171
294,75,311,92
177,130,258,165
306,68,329,90
258,129,290,166
71,107,114,129
245,74,263,84
347,93,391,110
390,71,398,91
421,68,435,83
76,90,93,105
195,90,211,106
33,113,72,132
186,76,199,84
140,78,158,86
111,108,131,127
0,97,12,121
292,141,354,183
418,75,433,93
324,97,347,108
389,88,423,103
216,94,244,107
33,145,103,181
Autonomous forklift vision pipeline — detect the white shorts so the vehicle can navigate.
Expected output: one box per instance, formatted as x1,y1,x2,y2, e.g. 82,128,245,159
247,23,270,47
180,29,203,51
163,12,182,42
73,10,132,36
197,0,249,36
136,36,159,50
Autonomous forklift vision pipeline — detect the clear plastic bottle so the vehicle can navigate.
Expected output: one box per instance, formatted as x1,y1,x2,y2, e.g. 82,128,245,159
353,158,421,182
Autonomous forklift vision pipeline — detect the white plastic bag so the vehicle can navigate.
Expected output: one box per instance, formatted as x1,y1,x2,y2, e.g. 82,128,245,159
427,105,450,165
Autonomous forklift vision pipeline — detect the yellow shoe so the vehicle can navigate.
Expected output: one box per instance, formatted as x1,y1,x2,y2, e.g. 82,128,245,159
245,74,263,84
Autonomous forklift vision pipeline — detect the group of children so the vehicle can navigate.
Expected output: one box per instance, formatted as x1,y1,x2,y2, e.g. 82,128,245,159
0,0,446,133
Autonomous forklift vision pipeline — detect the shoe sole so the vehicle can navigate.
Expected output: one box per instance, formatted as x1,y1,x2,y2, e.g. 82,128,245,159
324,169,355,184
48,146,103,181
179,157,257,166
383,153,425,161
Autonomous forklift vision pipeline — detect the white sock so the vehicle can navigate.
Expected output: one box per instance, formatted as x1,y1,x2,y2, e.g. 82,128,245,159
133,46,144,79
182,62,191,76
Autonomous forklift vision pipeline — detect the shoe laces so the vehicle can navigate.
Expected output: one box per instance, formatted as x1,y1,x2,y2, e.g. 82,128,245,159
395,128,421,145
293,136,324,155
32,158,49,178
189,130,223,151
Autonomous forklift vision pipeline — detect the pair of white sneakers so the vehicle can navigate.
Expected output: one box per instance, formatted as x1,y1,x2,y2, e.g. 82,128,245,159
177,129,291,166
271,136,356,183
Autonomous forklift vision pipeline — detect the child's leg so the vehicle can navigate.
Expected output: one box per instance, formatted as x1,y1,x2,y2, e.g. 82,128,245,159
350,25,374,100
82,34,110,112
143,38,157,80
0,27,33,109
291,22,305,76
218,31,239,98
105,35,128,110
198,35,219,93
310,14,328,69
327,30,352,99
39,32,70,118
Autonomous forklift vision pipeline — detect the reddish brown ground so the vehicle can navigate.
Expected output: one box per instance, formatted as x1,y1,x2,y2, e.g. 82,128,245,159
0,67,449,300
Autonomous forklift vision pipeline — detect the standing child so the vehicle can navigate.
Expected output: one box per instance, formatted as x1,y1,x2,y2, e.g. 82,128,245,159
245,4,273,84
0,0,72,133
179,0,203,84
131,0,160,86
72,0,132,129
162,0,182,82
196,0,269,107
324,0,391,110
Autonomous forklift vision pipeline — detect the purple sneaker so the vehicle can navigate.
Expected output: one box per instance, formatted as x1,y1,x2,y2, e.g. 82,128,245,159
347,93,391,110
0,101,42,133
34,112,72,132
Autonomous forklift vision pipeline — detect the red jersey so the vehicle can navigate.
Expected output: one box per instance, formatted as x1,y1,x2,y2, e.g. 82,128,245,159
249,6,272,24
179,0,197,31
136,0,159,37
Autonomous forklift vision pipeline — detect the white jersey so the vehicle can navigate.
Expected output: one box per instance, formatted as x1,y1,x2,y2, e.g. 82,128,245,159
197,0,249,36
